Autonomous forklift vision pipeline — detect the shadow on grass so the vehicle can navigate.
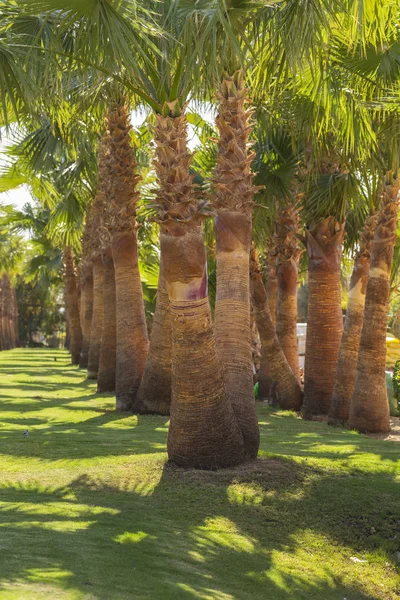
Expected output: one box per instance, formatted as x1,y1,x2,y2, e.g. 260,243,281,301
0,458,398,599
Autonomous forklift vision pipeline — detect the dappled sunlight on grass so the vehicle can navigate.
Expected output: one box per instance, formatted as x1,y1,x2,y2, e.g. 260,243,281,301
0,349,399,599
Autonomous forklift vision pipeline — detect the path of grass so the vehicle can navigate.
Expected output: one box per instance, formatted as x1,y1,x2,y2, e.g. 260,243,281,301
0,348,399,600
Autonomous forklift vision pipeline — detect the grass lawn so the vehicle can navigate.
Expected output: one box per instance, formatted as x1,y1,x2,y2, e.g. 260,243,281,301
0,348,399,600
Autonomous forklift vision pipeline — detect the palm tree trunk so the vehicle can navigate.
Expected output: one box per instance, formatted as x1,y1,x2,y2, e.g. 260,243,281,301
258,243,278,399
111,231,148,409
154,106,245,469
250,250,303,410
87,255,104,379
213,72,260,460
266,245,278,328
349,178,399,433
107,100,149,411
134,259,171,414
79,262,93,369
9,284,16,349
302,217,345,418
63,246,83,365
2,276,12,349
328,214,377,424
12,287,19,347
162,226,245,469
97,247,117,392
0,285,3,350
275,205,302,381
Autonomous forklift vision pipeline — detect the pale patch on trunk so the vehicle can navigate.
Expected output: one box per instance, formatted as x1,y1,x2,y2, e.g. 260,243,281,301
347,277,367,311
166,270,207,302
368,266,388,279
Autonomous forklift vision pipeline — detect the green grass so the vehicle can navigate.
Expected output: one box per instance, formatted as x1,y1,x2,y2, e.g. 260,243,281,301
0,348,399,600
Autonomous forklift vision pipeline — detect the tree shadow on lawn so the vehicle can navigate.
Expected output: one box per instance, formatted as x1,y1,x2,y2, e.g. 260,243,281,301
257,408,400,465
0,409,169,460
0,457,398,600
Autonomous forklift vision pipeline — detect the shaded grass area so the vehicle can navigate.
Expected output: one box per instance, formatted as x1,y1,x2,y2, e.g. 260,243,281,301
0,348,399,600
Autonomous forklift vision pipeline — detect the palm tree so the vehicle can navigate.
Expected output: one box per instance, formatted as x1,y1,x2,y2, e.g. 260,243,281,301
181,0,269,459
250,248,303,410
107,98,149,408
349,174,399,432
328,211,378,424
96,134,117,393
252,121,303,395
327,31,400,430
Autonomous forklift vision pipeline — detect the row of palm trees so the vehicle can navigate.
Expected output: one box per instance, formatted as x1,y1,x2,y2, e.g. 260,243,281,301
0,0,400,468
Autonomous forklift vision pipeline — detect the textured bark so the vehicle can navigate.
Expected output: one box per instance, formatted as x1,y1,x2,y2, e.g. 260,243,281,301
97,248,117,392
303,217,345,418
79,262,93,369
107,100,149,411
11,287,19,347
266,246,278,328
153,105,245,469
112,232,148,410
250,251,303,410
1,275,12,349
258,244,278,399
63,246,83,365
134,258,172,415
162,226,245,469
213,72,260,460
329,214,378,424
349,179,399,433
0,285,3,350
275,205,302,381
87,255,104,379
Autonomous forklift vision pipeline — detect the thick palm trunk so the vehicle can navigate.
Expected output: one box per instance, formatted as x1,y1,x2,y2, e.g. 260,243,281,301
349,179,399,433
250,251,303,410
134,260,171,415
79,262,93,369
154,107,245,469
63,246,83,365
213,72,260,460
275,205,302,381
112,231,148,409
97,248,117,392
162,226,245,469
87,255,104,379
107,101,149,410
328,214,377,424
302,217,345,418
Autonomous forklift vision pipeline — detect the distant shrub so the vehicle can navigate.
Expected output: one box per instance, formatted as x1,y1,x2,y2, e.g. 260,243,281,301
391,361,400,416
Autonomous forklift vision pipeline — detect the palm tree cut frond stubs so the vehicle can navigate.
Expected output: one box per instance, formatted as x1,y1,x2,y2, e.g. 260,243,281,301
349,178,400,433
154,108,245,469
107,100,149,411
214,72,260,460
